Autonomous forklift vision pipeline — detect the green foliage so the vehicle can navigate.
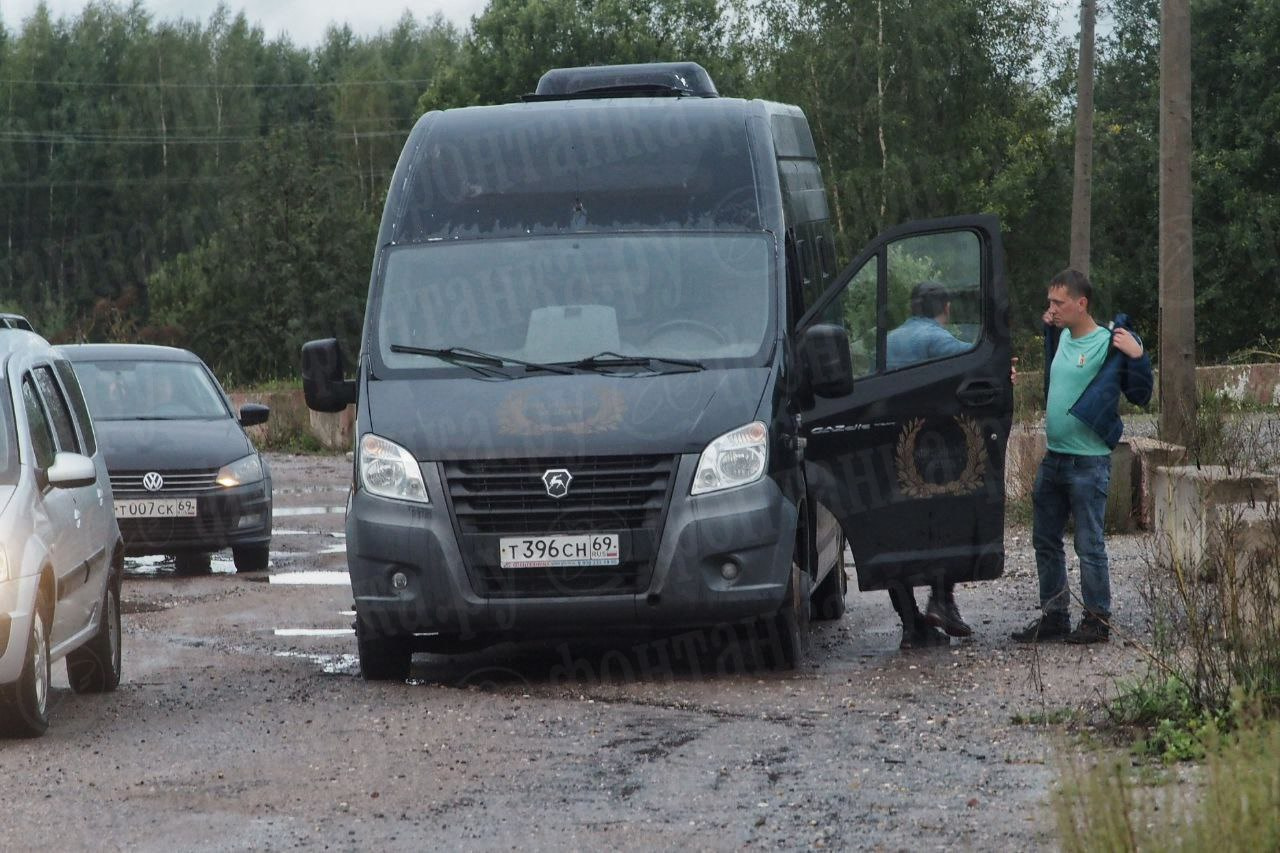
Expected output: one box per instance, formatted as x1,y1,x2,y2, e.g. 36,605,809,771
1108,676,1236,763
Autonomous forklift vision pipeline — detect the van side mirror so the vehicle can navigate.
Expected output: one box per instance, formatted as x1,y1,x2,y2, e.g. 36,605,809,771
239,403,270,427
47,452,97,489
302,339,357,413
801,324,854,398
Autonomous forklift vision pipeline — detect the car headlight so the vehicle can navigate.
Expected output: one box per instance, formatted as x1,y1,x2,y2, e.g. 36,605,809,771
692,421,768,495
216,453,264,487
359,433,428,504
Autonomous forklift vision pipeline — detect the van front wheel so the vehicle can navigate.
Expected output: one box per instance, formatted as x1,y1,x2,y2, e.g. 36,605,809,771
763,562,811,670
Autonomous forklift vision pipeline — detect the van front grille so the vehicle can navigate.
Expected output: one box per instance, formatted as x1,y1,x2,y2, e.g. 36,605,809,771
442,455,677,597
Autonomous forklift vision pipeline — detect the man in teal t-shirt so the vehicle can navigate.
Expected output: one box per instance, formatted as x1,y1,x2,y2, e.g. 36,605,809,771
1012,269,1145,645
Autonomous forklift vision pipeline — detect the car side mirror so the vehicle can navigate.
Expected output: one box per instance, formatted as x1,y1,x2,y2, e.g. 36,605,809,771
801,324,855,398
302,338,357,413
239,403,270,428
47,452,97,490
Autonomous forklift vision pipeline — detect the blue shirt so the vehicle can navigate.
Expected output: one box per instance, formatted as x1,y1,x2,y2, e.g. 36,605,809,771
885,316,971,371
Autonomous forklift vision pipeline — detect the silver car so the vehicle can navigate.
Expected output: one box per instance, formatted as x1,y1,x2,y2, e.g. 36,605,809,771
0,331,123,737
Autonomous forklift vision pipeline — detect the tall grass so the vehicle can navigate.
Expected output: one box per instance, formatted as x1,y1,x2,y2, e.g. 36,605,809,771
1054,720,1280,850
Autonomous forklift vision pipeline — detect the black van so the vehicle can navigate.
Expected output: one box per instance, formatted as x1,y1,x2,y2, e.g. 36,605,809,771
303,62,1012,679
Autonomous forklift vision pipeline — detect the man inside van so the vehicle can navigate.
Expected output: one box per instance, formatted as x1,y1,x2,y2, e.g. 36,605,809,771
1012,269,1152,645
886,281,976,647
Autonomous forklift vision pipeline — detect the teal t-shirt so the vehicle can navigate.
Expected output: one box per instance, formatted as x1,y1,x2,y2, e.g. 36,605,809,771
1046,326,1112,455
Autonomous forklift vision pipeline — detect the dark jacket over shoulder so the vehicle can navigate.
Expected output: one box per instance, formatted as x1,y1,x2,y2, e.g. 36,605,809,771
1043,313,1154,450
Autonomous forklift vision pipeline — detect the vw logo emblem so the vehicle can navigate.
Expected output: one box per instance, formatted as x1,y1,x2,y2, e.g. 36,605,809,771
542,468,572,499
142,472,165,492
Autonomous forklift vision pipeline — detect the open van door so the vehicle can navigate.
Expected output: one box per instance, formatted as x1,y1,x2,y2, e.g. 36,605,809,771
798,215,1011,591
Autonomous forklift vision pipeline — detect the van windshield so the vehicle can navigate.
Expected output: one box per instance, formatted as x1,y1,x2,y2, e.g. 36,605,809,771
375,233,774,371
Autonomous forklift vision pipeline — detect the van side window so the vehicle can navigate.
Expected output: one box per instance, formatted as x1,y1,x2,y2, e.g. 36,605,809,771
21,376,57,469
817,258,878,378
33,365,82,454
54,361,97,456
883,231,982,371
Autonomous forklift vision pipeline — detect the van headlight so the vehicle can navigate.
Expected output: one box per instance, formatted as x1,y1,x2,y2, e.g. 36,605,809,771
359,433,428,504
216,454,264,487
692,421,768,495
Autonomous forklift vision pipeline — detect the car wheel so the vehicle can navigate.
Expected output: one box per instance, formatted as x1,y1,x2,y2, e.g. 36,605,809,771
173,551,212,576
811,534,848,621
761,561,811,671
232,545,270,573
356,620,413,681
0,590,52,737
67,578,122,694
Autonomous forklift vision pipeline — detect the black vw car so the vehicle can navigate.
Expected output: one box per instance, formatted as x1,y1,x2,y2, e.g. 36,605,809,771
59,344,273,574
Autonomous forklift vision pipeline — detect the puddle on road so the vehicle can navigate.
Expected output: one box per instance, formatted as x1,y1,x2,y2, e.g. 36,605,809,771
318,544,347,555
125,553,278,577
272,506,344,518
273,529,309,536
273,650,359,676
274,628,354,638
266,571,350,586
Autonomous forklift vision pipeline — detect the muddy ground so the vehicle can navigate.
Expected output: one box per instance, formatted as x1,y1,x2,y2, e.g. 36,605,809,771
0,452,1153,851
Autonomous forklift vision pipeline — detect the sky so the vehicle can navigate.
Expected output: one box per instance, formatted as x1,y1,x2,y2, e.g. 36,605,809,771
0,0,490,44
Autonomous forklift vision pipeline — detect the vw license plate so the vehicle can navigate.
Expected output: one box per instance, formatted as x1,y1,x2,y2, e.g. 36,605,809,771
114,498,197,519
499,533,620,569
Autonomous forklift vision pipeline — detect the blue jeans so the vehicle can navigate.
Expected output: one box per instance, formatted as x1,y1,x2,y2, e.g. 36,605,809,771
1032,452,1111,618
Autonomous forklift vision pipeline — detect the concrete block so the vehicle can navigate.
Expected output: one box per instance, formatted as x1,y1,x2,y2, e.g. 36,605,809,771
1105,441,1137,533
1126,436,1188,529
1151,464,1280,574
1004,424,1046,501
309,406,355,451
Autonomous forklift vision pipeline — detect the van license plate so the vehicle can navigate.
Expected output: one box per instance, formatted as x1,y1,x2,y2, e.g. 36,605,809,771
114,498,198,519
499,534,620,569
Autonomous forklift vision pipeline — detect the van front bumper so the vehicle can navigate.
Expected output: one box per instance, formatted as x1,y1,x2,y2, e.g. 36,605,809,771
347,456,798,642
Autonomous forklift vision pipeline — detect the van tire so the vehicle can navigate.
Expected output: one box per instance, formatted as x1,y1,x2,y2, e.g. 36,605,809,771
764,562,811,670
0,590,52,738
67,578,122,694
233,546,270,573
812,535,848,621
356,622,413,681
173,551,211,576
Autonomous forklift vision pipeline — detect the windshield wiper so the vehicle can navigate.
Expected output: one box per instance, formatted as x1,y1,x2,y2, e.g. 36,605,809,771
565,351,705,373
389,344,573,376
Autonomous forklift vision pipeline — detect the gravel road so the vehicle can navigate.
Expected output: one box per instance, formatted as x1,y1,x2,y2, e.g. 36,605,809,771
0,452,1154,851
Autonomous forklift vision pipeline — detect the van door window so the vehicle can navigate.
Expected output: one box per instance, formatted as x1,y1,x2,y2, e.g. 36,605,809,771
815,255,878,378
883,231,982,371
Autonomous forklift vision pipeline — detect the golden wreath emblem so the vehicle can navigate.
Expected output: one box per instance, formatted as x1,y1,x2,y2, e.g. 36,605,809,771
895,415,986,499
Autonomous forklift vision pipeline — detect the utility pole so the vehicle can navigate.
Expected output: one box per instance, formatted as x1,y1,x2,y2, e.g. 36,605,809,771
1070,0,1096,276
1159,0,1196,445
